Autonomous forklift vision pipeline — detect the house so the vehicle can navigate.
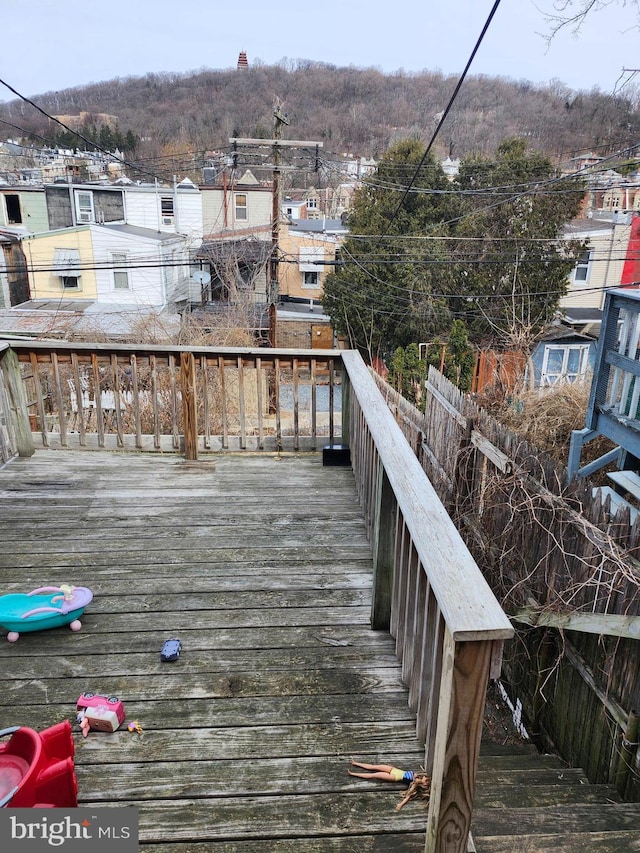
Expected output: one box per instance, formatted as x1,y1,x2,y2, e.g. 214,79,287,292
21,223,192,309
201,170,271,234
44,179,203,247
275,222,340,349
0,187,48,234
558,214,635,336
527,325,597,389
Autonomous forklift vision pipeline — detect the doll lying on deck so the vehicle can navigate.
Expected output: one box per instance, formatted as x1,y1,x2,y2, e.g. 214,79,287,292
348,759,431,811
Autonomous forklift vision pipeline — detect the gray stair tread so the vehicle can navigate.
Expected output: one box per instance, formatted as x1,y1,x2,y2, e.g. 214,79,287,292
474,783,621,809
472,803,640,836
474,830,640,853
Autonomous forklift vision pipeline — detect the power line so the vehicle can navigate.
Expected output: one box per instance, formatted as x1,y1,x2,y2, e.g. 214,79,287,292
378,0,504,241
0,77,163,183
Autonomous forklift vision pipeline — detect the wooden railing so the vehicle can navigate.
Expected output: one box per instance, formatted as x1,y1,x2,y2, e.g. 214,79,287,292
0,340,513,853
342,351,513,852
0,341,343,457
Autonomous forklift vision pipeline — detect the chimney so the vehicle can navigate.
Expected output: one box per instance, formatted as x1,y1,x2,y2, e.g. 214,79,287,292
237,51,248,70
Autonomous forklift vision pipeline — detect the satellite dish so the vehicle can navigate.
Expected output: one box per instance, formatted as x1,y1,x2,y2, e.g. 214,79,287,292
192,270,211,286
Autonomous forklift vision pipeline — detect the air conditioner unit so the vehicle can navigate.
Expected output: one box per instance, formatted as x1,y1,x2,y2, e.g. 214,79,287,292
162,216,174,225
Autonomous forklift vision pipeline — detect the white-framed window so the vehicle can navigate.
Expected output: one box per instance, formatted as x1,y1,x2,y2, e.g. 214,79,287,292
541,343,591,387
307,197,318,210
61,275,81,290
74,190,94,223
573,249,592,283
234,193,247,221
112,252,129,290
161,196,174,225
299,247,323,289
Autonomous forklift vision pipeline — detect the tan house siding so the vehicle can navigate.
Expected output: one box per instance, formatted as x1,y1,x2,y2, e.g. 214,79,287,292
560,220,631,313
23,227,97,301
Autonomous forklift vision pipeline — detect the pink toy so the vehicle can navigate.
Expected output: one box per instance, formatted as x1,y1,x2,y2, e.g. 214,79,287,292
76,693,125,734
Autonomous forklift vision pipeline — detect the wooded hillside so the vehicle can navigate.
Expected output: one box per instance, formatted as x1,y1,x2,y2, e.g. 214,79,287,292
1,60,639,172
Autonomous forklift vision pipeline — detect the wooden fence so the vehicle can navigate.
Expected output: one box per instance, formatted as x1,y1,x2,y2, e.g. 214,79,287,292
0,340,514,853
373,364,640,803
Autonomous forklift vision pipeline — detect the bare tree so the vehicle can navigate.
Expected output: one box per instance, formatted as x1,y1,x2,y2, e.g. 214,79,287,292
541,0,640,40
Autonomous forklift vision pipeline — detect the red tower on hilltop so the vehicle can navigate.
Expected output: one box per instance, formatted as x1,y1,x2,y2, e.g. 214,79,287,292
237,51,248,69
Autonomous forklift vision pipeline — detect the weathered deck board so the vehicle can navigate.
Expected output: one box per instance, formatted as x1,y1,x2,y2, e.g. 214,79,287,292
0,451,429,850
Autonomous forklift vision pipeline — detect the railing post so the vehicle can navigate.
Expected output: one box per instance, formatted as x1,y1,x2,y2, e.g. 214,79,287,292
341,365,350,447
426,635,493,853
0,346,34,458
180,351,198,461
371,461,395,630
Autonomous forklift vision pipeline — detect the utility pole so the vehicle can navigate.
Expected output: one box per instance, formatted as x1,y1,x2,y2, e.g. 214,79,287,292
269,100,289,346
229,103,322,347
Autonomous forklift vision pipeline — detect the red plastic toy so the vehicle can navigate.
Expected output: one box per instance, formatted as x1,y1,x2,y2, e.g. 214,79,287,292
0,721,78,807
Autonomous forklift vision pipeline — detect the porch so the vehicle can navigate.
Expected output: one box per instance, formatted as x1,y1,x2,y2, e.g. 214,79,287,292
0,337,562,853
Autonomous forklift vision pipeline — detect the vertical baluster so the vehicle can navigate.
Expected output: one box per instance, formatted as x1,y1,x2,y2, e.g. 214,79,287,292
274,358,282,451
201,355,210,450
29,352,48,448
151,355,160,450
51,353,67,447
111,353,124,448
218,355,228,450
169,354,179,450
130,354,142,449
91,353,104,448
401,542,419,684
71,352,86,447
310,358,317,442
292,358,299,451
256,356,264,450
238,355,246,450
328,359,335,443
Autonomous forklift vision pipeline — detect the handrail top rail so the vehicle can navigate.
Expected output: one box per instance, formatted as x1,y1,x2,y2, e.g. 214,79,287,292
342,350,513,642
1,339,347,360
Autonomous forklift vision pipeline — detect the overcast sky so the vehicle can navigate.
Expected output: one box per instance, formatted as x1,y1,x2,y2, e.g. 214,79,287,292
1,0,639,104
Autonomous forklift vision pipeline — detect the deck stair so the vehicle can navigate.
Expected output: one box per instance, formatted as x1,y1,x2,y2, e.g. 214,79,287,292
472,738,640,852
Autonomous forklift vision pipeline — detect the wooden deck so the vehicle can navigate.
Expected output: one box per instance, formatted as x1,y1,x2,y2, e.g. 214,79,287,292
0,450,429,851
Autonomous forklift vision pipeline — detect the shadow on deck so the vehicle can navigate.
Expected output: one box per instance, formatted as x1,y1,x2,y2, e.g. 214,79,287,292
0,450,430,851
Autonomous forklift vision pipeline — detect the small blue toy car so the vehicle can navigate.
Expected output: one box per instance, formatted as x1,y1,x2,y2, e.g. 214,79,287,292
161,638,181,662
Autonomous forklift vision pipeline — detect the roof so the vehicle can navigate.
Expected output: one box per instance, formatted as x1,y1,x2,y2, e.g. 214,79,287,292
0,304,181,340
563,218,615,237
99,223,187,243
559,306,603,325
288,219,348,235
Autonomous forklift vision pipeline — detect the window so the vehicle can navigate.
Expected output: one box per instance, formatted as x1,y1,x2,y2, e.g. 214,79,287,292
234,193,247,221
307,198,317,210
541,344,591,387
52,248,81,290
299,246,323,287
112,253,129,290
75,191,94,223
161,196,174,225
61,275,81,290
4,194,22,224
574,250,592,283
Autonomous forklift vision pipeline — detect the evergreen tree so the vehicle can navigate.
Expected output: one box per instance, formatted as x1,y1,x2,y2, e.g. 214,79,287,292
322,139,459,360
451,139,586,348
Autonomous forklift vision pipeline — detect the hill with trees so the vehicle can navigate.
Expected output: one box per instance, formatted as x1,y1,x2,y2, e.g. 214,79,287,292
1,61,639,181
